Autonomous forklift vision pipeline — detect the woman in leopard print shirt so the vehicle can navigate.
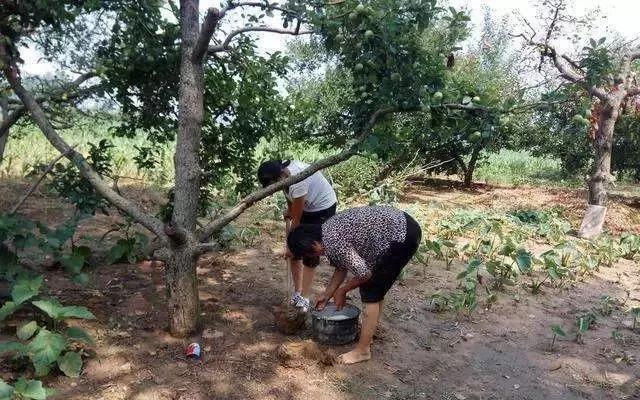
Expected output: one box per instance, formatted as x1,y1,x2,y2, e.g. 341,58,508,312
288,205,422,364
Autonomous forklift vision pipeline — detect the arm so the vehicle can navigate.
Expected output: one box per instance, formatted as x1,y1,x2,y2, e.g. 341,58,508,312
326,247,373,309
288,195,306,229
333,273,372,309
315,268,347,309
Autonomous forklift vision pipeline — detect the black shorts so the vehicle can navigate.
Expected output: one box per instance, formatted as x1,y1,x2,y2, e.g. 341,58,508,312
359,212,422,303
295,203,337,267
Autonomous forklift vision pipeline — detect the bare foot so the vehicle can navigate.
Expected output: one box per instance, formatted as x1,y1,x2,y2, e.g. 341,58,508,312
337,348,371,365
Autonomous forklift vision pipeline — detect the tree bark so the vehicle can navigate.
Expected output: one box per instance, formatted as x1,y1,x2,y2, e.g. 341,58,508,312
0,96,7,164
587,101,619,206
165,0,205,336
578,98,621,238
463,146,481,187
165,248,200,336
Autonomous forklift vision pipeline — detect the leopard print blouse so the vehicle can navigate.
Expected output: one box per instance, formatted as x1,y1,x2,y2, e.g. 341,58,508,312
321,205,407,278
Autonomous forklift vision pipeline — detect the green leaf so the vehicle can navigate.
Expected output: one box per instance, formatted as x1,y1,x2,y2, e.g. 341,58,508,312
107,243,127,265
26,329,66,377
61,254,85,275
0,379,13,400
11,275,44,305
551,324,566,337
456,269,470,279
13,377,47,400
515,250,532,273
17,321,39,341
58,351,83,378
0,341,26,356
32,299,63,320
32,299,95,320
72,273,90,286
59,306,95,320
65,327,95,345
0,301,18,321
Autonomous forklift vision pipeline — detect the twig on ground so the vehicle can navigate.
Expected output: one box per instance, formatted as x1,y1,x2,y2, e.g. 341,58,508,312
10,146,76,215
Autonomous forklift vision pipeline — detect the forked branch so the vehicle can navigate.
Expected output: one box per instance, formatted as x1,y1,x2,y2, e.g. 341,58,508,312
192,7,222,62
208,25,312,54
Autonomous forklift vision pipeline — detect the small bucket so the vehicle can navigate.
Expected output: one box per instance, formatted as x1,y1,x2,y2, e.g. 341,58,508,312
311,303,360,345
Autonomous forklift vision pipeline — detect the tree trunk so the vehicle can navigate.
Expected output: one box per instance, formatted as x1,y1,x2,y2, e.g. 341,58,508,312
166,0,205,336
587,101,618,206
0,96,8,165
165,248,200,336
578,99,620,238
463,147,481,187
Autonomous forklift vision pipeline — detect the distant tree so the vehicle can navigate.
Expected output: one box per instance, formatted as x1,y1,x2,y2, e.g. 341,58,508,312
517,0,640,236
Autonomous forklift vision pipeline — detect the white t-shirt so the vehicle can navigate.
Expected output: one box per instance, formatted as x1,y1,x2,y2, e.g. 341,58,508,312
285,160,337,212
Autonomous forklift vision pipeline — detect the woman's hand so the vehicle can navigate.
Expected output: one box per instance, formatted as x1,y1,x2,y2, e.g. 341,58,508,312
283,243,293,259
315,292,331,310
333,287,347,310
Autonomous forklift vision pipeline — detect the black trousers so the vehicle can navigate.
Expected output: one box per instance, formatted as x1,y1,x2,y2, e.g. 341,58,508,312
359,212,422,303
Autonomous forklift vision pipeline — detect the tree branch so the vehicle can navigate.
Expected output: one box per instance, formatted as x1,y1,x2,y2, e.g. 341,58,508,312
628,86,640,97
525,38,608,101
224,1,301,16
0,107,25,142
441,103,490,113
10,147,76,215
0,73,100,142
197,106,406,242
191,7,222,63
1,52,168,244
208,25,312,54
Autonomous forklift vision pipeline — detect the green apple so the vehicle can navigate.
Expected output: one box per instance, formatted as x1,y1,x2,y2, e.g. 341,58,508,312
469,131,482,143
433,91,443,101
364,30,374,39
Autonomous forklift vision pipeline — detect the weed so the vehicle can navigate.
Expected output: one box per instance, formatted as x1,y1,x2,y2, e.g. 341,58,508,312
575,312,597,343
105,218,149,265
550,324,567,351
0,272,95,397
631,307,640,331
619,233,640,260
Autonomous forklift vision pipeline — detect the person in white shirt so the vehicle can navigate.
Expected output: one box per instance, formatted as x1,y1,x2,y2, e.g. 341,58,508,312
258,159,338,312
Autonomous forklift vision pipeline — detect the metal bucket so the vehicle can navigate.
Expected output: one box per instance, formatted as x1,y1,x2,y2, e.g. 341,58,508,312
311,303,360,345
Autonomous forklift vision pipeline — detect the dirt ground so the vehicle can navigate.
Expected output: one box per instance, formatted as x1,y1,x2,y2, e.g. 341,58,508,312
1,178,640,400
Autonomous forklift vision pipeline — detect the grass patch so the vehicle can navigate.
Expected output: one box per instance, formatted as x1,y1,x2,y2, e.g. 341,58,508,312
2,122,174,187
474,150,582,187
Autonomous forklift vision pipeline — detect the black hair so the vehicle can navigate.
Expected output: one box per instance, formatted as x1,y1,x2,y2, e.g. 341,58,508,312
287,224,323,259
257,159,291,188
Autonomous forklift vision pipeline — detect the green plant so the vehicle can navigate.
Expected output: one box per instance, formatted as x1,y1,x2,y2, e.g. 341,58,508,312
631,307,640,331
106,218,149,265
550,324,566,351
619,233,640,260
454,258,484,311
46,139,115,215
216,225,261,249
595,295,616,316
0,377,53,400
0,214,90,283
575,312,597,344
327,155,380,198
0,275,95,379
587,235,622,269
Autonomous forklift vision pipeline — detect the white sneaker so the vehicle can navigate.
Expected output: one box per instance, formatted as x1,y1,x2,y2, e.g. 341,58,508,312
294,296,310,313
290,292,302,306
